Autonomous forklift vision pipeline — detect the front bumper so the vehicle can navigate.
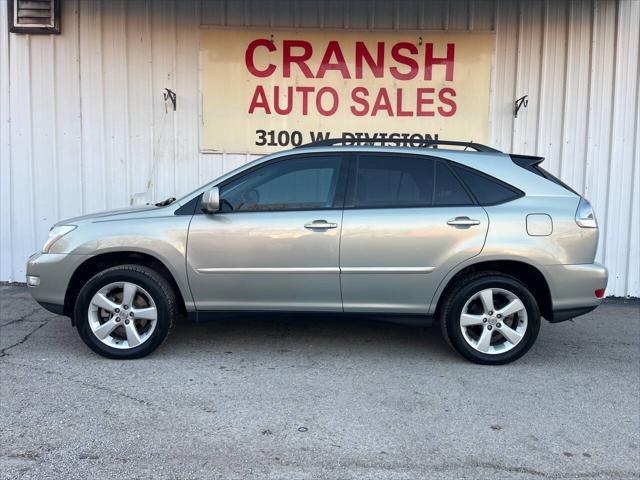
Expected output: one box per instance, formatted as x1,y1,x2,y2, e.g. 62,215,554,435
544,262,608,322
26,252,89,316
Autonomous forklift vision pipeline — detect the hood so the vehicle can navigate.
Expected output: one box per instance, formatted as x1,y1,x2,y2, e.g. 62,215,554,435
56,205,160,226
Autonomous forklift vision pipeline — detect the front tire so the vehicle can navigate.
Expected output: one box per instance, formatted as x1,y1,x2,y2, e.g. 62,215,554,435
74,265,176,359
439,272,541,365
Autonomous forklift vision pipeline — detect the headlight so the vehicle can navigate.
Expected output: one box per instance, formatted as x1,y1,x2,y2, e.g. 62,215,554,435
575,198,597,228
42,225,76,253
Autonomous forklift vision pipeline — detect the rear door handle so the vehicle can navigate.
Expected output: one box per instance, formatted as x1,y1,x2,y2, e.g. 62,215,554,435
447,216,481,227
304,220,338,230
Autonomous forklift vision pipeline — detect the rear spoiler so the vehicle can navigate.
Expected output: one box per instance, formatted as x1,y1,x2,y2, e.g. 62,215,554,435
510,154,545,168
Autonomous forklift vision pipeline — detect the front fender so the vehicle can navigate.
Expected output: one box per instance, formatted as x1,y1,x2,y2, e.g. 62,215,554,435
52,215,195,310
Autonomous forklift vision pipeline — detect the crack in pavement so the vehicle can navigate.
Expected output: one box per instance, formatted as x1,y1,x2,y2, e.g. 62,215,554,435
0,317,54,357
0,358,154,408
0,307,47,328
389,460,638,479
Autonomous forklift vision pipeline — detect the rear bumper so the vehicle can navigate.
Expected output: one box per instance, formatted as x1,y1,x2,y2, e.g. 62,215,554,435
26,252,89,316
550,305,598,323
544,263,608,322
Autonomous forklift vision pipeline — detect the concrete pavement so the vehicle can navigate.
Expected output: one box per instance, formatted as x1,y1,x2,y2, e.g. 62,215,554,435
1,284,638,479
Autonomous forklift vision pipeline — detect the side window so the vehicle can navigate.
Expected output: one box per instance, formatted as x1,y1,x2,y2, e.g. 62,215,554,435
433,161,474,206
219,156,342,212
451,164,522,205
353,155,435,207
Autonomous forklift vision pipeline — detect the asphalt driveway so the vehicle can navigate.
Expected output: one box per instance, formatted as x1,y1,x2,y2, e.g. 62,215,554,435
1,284,638,479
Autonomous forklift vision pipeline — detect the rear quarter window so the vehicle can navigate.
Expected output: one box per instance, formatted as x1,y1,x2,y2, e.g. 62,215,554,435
450,164,523,206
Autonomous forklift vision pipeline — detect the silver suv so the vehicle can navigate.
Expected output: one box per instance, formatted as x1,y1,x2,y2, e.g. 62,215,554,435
26,139,607,364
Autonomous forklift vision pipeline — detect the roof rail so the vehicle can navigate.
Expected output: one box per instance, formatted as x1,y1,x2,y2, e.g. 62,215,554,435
296,137,502,153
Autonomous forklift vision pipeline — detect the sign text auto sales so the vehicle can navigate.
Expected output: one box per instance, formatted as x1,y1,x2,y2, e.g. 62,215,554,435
200,30,494,153
245,39,457,118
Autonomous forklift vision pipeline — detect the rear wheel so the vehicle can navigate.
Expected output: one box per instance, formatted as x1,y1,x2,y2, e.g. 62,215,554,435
440,272,540,365
74,265,176,359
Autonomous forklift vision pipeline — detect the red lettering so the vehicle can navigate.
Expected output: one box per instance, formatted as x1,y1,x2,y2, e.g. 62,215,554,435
424,43,455,81
355,42,384,79
371,88,394,116
295,86,314,115
248,85,271,114
316,41,351,79
316,87,339,116
416,87,435,116
273,86,293,115
438,88,457,116
390,42,419,81
283,40,314,78
395,89,412,117
350,87,370,116
245,39,276,78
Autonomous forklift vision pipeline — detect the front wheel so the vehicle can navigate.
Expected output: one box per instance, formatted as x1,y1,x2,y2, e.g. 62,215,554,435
439,272,541,365
74,265,177,359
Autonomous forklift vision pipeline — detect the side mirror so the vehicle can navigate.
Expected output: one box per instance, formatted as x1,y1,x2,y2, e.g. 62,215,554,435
201,187,220,213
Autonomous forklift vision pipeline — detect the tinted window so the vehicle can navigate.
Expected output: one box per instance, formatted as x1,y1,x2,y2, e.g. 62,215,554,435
451,165,521,205
433,161,474,206
220,156,341,212
353,155,435,207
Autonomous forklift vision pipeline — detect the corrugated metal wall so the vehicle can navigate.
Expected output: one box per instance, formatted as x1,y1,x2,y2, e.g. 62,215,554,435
1,0,638,296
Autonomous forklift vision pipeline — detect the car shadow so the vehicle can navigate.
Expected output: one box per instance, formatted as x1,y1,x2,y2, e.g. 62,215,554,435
163,313,457,361
0,285,456,361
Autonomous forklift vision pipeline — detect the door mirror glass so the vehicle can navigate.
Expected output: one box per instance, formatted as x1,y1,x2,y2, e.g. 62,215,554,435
201,187,220,213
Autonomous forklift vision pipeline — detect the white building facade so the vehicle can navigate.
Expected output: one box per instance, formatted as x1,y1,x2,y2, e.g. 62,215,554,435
1,0,638,296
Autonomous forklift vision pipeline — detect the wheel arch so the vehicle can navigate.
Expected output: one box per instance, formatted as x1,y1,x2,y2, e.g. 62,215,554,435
433,259,553,322
64,251,188,323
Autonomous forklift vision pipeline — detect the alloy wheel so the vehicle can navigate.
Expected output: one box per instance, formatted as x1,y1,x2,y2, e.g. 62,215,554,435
459,288,528,355
87,282,158,349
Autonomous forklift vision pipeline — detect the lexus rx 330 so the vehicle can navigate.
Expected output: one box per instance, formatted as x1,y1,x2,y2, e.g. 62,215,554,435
26,139,608,364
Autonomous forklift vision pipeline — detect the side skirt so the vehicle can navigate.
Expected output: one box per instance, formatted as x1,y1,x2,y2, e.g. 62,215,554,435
187,310,433,327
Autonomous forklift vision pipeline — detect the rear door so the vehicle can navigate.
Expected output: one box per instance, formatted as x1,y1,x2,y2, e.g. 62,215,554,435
339,153,489,313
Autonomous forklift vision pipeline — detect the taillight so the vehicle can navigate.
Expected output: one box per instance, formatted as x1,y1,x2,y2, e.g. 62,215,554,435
575,198,597,228
595,288,605,298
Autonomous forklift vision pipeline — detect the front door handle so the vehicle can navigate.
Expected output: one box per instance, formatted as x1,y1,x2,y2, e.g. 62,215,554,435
447,216,481,227
304,220,338,230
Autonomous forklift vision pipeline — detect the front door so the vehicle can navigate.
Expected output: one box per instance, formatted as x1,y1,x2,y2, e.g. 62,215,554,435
187,154,346,311
340,154,489,313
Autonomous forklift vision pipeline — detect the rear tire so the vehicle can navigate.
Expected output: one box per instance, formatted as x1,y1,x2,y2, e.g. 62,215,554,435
439,272,540,365
74,265,176,359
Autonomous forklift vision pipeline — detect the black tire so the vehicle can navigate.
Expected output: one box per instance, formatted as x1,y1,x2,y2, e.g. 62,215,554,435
74,265,177,359
439,271,541,365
